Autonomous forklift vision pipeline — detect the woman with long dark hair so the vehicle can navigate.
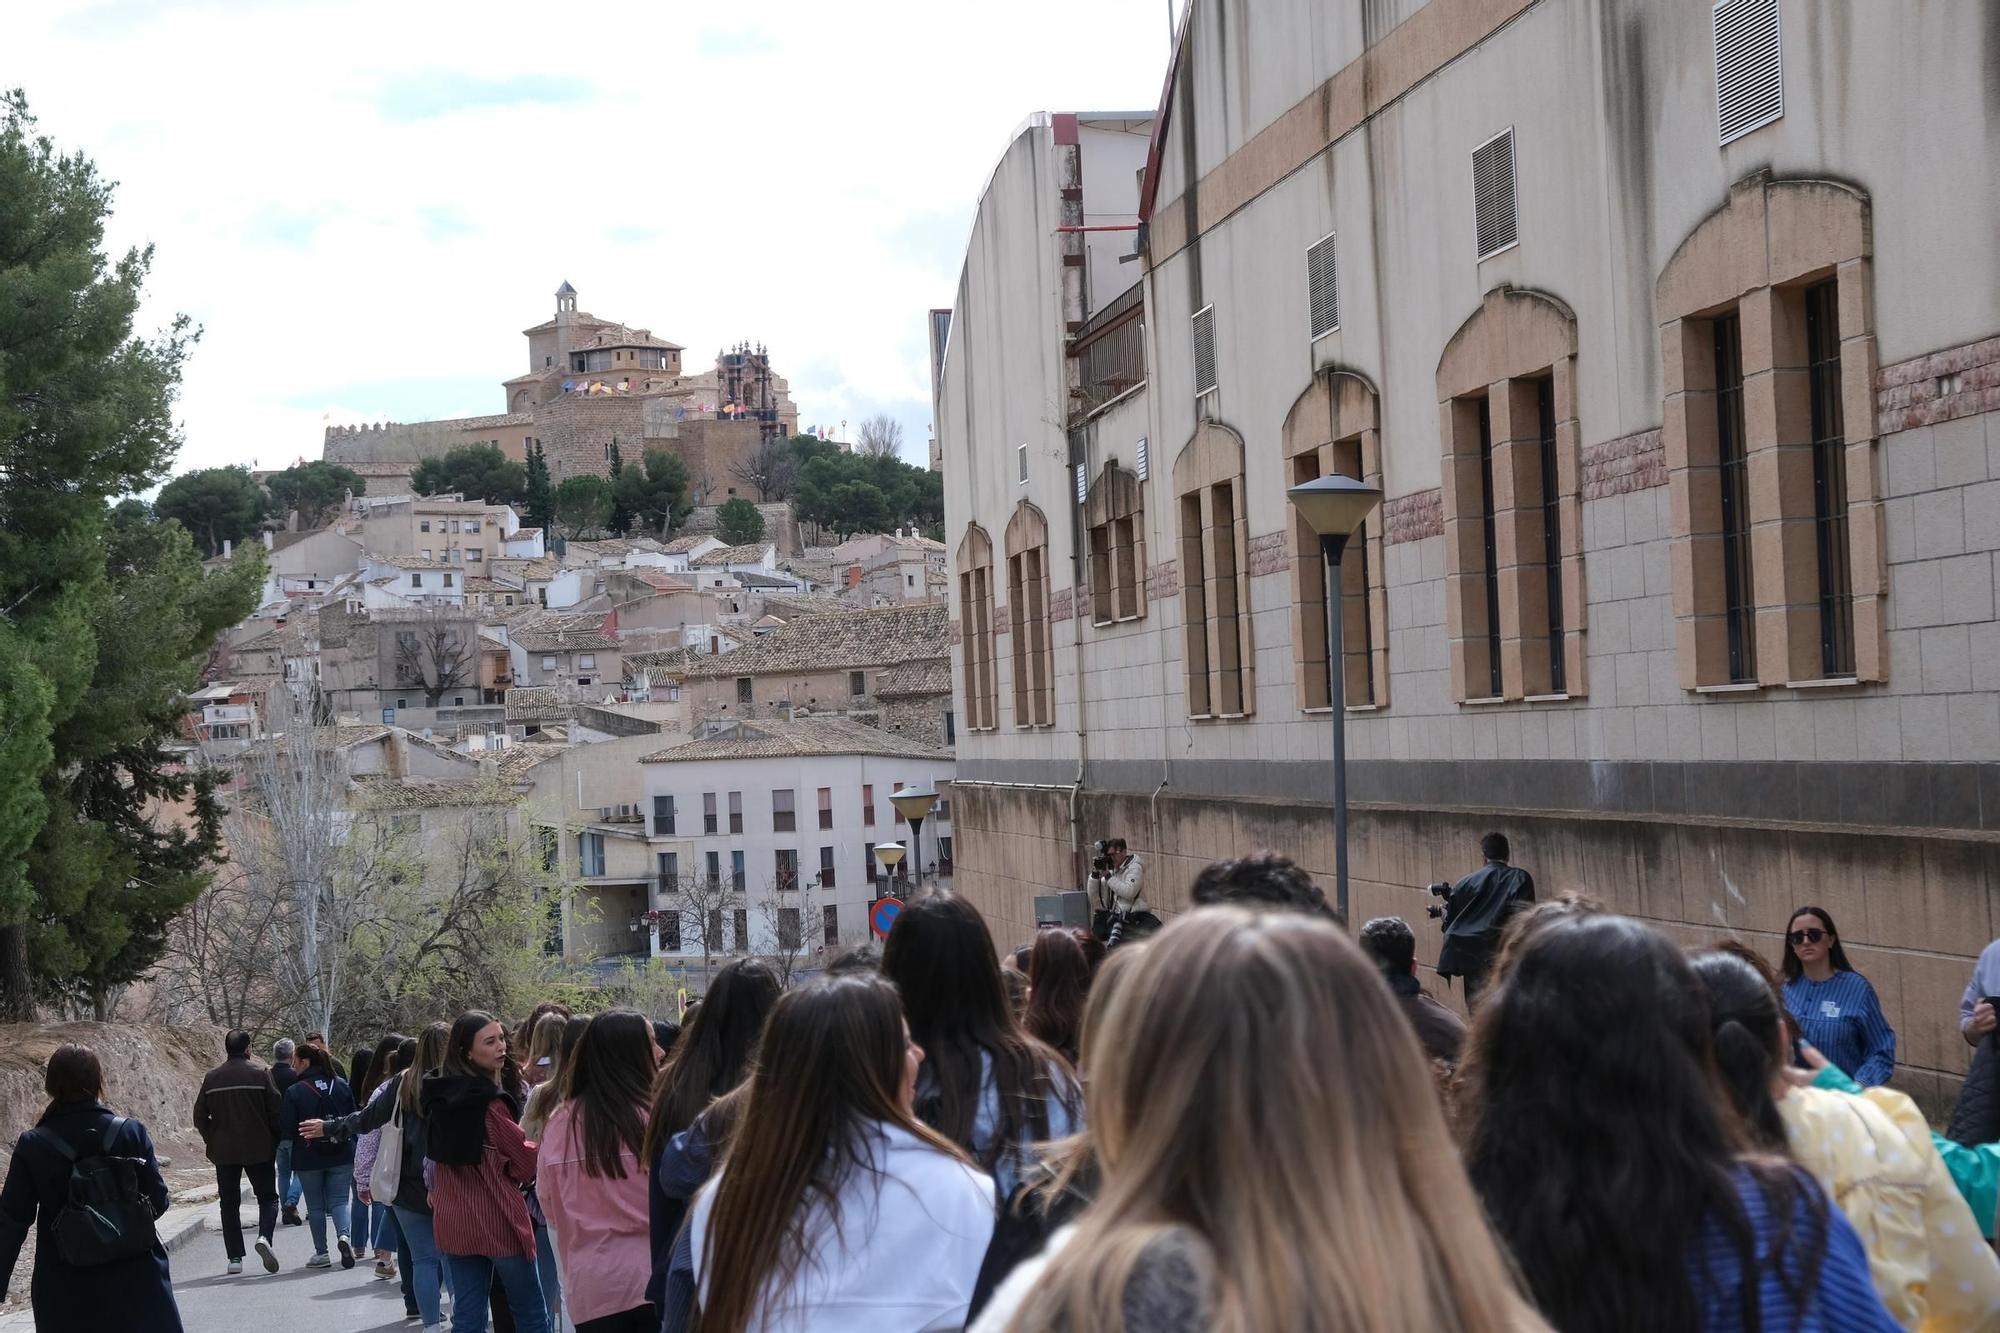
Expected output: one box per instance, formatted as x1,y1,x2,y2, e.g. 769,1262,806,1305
1779,904,1897,1087
0,1044,183,1332
423,1010,546,1333
644,960,780,1315
677,973,995,1332
1691,948,2000,1327
282,1043,358,1271
882,893,1081,1197
1462,913,1896,1331
1023,927,1090,1065
540,1010,662,1332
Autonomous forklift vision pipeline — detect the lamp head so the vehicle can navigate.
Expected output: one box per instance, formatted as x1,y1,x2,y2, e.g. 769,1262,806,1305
873,841,906,868
1286,473,1383,540
890,784,938,823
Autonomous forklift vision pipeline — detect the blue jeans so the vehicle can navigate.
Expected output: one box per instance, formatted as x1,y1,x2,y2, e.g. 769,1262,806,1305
292,1166,352,1256
393,1205,449,1328
534,1219,562,1329
371,1199,400,1251
274,1139,304,1208
444,1251,549,1333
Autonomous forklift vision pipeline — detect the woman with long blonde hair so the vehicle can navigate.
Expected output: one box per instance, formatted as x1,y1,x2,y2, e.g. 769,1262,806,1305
976,906,1547,1333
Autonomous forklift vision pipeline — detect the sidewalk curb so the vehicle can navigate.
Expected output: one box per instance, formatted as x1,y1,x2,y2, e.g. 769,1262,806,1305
0,1206,240,1329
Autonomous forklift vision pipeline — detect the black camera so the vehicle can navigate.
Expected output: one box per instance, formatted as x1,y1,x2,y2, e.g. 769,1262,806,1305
1091,838,1119,876
1425,880,1451,920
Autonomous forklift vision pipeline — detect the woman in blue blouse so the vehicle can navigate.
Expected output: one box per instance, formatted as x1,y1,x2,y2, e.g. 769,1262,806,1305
1781,905,1897,1087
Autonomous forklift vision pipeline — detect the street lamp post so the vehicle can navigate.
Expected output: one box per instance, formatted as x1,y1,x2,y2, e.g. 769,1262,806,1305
1285,474,1383,924
873,841,906,898
890,784,938,896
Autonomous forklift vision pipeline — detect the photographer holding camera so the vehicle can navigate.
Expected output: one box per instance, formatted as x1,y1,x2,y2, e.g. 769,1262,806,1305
1088,838,1157,947
1429,831,1535,1010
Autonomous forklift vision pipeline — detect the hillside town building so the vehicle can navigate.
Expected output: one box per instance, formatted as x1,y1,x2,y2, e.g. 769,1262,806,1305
321,283,801,504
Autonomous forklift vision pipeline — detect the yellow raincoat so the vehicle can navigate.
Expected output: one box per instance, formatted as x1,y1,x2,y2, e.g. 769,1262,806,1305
1780,1082,2000,1331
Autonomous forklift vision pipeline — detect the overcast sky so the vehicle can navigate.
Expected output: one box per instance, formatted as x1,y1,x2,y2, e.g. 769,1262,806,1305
10,0,1174,474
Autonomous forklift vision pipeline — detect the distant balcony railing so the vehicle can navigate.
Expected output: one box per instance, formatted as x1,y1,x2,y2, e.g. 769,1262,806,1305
1070,282,1146,420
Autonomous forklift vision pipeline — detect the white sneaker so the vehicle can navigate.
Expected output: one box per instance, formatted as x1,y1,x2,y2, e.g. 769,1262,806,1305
305,1252,331,1269
226,1259,242,1275
255,1238,279,1273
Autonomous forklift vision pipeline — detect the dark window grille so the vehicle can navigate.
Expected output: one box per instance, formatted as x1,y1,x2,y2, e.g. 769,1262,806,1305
1476,396,1503,698
1806,281,1853,678
1351,509,1376,707
1537,376,1565,695
1714,314,1756,682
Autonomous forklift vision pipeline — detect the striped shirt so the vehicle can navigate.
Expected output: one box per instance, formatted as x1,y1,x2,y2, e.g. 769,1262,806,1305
1784,970,1897,1087
1691,1168,1898,1331
431,1099,539,1261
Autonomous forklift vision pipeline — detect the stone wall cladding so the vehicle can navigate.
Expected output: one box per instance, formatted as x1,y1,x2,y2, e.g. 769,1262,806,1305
1581,429,1667,500
1246,531,1288,578
1382,488,1444,545
1146,558,1180,602
952,782,1977,1121
995,602,1011,637
1877,336,2000,433
1049,587,1073,622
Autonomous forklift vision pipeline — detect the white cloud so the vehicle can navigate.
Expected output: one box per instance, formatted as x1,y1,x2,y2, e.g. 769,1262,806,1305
9,0,1172,470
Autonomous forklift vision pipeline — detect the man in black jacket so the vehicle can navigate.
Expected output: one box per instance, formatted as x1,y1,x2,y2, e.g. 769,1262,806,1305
1436,832,1535,1010
193,1029,284,1275
1360,916,1467,1065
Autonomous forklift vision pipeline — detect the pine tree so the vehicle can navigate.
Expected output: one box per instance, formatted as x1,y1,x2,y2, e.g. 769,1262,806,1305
0,93,262,1013
523,440,555,533
606,441,634,536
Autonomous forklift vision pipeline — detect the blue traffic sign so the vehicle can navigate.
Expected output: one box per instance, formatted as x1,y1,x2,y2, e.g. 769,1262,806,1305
870,896,904,938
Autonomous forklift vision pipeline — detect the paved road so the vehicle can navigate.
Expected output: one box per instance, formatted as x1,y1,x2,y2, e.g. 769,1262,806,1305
170,1209,416,1332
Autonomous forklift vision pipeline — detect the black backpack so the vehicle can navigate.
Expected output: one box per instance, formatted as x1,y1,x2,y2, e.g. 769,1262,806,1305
35,1116,159,1266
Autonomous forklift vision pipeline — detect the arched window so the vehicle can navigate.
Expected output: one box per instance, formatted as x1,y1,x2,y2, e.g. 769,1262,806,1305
956,525,997,731
1173,424,1254,718
1004,504,1054,727
1085,462,1146,625
1284,370,1388,711
1657,173,1881,687
1436,287,1585,703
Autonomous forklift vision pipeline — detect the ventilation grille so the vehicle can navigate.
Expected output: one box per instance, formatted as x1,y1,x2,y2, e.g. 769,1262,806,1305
1016,442,1028,484
1473,129,1517,260
1307,232,1340,339
1191,304,1217,397
1136,436,1150,482
1074,463,1088,505
1714,0,1783,145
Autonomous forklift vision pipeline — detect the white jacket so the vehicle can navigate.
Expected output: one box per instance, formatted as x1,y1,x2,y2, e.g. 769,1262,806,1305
690,1120,997,1332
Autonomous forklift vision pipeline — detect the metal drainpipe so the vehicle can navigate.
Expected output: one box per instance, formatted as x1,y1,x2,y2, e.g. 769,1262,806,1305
1058,120,1092,894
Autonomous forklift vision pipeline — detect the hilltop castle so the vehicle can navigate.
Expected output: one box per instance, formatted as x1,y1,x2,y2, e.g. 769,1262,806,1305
323,282,800,503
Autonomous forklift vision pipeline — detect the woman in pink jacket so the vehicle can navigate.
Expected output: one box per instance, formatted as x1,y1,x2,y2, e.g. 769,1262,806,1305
538,1008,663,1333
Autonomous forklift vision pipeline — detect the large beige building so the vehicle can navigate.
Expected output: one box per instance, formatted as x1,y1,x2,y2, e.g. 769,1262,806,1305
323,284,801,503
940,0,2000,1112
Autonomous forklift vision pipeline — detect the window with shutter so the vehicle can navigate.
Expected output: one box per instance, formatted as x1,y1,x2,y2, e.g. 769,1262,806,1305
1307,232,1340,339
1714,0,1783,145
1472,129,1517,260
1191,305,1217,398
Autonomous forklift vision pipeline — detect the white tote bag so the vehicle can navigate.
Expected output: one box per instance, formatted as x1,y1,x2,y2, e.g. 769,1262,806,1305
369,1095,404,1201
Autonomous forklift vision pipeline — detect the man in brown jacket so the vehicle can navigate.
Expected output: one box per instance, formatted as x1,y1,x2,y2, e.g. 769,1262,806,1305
193,1028,284,1275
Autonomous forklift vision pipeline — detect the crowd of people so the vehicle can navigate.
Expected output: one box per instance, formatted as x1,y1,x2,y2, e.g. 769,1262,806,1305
5,833,2000,1331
